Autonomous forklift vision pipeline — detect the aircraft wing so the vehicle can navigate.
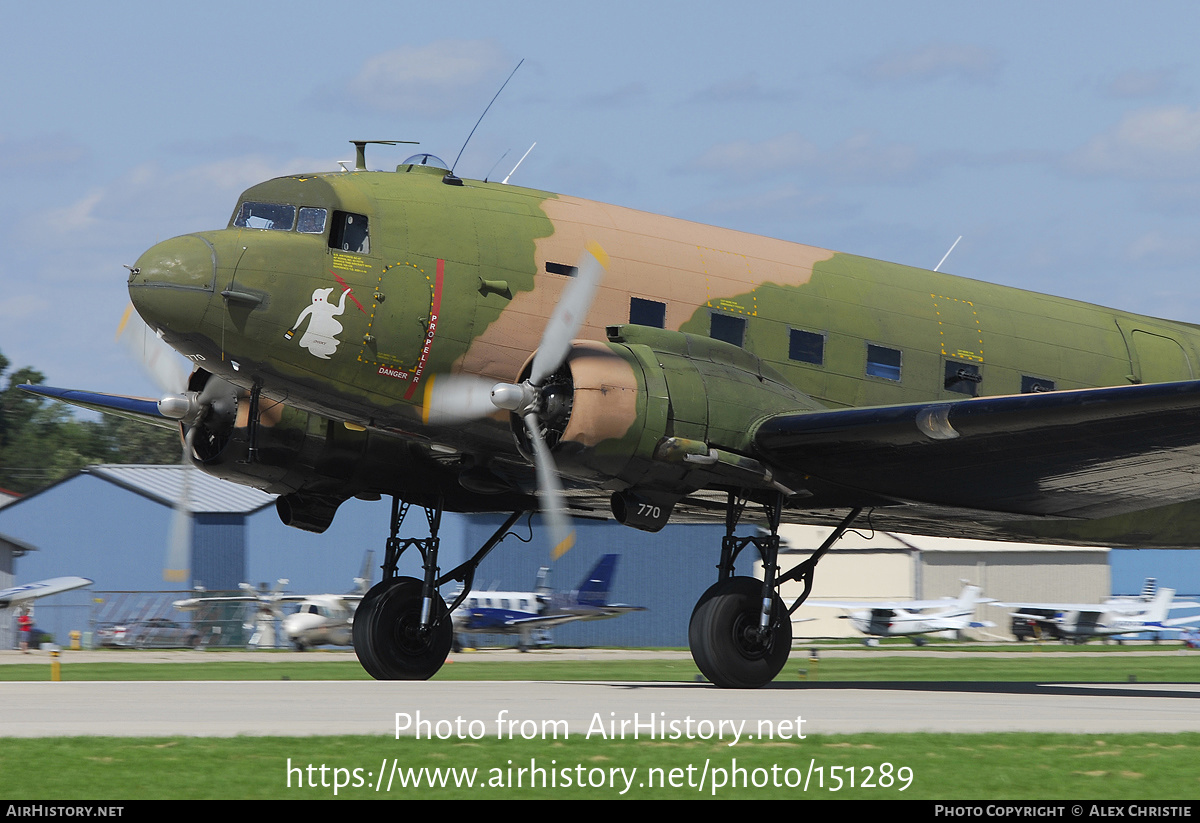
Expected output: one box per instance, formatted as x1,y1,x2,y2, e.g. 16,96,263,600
502,613,594,630
174,595,262,610
805,599,966,611
1001,603,1100,613
175,593,362,610
804,601,897,611
754,380,1200,519
1163,615,1200,628
19,385,178,430
0,577,93,607
503,605,645,630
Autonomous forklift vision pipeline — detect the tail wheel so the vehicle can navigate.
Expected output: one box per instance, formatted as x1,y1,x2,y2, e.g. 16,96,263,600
353,577,452,681
689,576,791,689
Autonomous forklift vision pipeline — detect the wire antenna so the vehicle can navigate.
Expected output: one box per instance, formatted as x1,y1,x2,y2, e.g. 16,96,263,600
484,149,510,183
445,58,524,184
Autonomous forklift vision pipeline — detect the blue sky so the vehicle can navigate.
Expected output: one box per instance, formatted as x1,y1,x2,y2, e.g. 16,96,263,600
6,1,1200,397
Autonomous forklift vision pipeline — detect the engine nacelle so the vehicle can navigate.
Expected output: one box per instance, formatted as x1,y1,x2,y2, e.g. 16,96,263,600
181,370,422,532
517,324,823,500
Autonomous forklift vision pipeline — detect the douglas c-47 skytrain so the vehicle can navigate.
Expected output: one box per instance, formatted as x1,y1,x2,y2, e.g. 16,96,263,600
27,139,1200,688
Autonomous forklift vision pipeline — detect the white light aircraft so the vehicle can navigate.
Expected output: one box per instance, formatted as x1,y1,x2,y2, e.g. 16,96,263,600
804,583,995,645
1001,586,1200,643
174,560,371,649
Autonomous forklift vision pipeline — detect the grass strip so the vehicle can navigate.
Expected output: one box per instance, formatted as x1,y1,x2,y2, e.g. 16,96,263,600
1,654,1198,682
3,732,1198,799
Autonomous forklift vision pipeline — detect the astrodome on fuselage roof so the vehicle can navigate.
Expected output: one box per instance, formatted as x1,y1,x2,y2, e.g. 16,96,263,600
399,153,448,171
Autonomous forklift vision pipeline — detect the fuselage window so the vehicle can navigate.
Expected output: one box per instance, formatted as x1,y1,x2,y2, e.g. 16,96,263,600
234,202,295,231
866,344,902,381
629,297,666,328
789,328,825,365
945,360,982,396
329,211,370,254
297,207,328,234
710,312,746,347
1021,375,1056,393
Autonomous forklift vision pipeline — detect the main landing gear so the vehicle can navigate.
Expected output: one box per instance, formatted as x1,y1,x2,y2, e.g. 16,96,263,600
688,494,862,688
353,496,524,680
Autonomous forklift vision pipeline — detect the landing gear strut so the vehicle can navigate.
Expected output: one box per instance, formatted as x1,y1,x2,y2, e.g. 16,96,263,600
688,494,861,688
352,497,525,680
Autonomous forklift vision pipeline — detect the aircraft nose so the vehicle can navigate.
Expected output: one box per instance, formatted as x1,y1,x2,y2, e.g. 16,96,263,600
127,234,217,334
130,234,217,289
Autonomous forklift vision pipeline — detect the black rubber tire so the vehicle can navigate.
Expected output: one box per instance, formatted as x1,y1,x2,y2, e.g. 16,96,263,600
688,576,791,688
353,577,452,681
352,577,393,678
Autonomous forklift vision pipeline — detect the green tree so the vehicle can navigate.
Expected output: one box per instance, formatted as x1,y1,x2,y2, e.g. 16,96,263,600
0,350,180,494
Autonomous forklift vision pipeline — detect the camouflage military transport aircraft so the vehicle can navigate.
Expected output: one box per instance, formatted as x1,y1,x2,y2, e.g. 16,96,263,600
26,141,1200,688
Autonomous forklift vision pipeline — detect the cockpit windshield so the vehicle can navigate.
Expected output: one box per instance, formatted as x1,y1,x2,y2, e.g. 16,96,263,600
234,202,296,231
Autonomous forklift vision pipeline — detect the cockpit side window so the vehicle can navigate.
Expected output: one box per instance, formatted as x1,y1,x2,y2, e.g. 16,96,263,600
329,211,370,254
297,207,328,234
234,202,296,231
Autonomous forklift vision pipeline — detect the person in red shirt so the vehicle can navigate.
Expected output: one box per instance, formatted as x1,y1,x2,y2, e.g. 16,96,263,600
17,608,33,653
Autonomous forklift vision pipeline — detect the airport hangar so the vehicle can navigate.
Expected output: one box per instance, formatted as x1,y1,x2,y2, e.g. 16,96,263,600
0,464,1195,649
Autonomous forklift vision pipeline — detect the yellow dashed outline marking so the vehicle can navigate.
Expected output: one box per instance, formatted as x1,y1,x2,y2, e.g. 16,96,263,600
357,261,435,372
931,293,984,363
698,246,758,317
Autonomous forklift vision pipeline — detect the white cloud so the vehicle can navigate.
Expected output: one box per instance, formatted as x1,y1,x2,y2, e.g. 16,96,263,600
42,189,105,234
0,133,88,176
582,82,647,109
690,131,923,185
0,293,52,322
859,43,1001,85
345,40,511,117
1070,106,1200,179
688,73,790,105
1125,230,1199,264
55,155,325,232
1104,68,1177,99
18,153,330,288
693,132,819,172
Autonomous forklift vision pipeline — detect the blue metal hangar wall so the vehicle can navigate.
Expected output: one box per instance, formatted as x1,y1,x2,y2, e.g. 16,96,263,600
0,464,420,594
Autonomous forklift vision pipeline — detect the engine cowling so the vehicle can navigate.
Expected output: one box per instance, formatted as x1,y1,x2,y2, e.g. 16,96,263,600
514,324,823,516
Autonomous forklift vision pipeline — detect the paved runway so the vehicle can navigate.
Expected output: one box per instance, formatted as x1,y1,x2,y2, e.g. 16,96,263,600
3,679,1198,738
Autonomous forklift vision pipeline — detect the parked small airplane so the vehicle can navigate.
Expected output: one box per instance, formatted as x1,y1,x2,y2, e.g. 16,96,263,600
450,554,644,650
804,583,995,645
1002,586,1200,643
0,577,93,609
174,559,371,649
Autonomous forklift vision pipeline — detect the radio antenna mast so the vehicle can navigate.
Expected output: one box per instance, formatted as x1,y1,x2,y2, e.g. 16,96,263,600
502,142,537,184
934,236,962,272
445,58,524,185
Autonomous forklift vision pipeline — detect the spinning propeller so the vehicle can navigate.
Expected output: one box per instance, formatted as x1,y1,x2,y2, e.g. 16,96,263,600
116,304,237,582
422,241,609,559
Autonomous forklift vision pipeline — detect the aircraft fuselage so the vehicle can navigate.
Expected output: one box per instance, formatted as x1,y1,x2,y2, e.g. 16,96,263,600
126,160,1200,542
